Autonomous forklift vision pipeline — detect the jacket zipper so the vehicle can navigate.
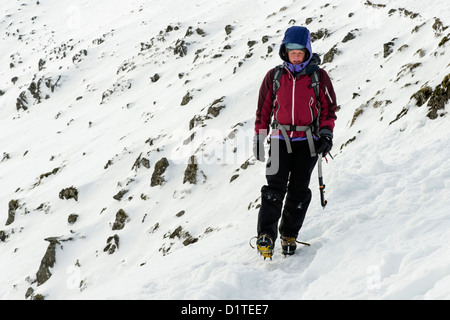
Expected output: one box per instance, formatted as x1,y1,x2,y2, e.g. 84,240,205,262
291,76,296,138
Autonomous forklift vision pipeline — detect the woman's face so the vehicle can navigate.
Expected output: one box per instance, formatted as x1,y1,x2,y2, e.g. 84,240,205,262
288,50,306,65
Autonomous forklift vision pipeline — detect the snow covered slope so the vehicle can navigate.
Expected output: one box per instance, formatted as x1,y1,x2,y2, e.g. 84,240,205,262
1,0,449,300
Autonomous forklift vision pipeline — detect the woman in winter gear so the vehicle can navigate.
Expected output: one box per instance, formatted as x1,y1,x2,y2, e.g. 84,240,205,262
253,26,337,258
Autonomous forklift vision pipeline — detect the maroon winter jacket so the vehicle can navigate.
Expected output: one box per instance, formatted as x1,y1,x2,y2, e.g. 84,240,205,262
255,65,337,139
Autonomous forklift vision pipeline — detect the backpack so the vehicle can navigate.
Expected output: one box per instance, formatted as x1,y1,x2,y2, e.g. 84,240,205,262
270,65,321,156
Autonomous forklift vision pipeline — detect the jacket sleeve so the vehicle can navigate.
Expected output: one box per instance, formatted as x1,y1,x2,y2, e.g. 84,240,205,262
254,68,275,136
318,69,337,133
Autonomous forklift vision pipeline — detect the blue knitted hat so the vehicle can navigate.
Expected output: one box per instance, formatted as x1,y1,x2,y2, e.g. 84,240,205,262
285,43,305,50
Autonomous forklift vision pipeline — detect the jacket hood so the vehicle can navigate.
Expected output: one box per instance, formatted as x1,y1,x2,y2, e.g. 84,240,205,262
279,26,314,73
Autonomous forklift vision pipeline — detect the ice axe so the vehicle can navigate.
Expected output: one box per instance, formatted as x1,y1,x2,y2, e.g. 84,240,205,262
318,154,327,209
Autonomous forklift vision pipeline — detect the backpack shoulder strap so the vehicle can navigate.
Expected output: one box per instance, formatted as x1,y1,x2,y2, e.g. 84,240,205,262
309,68,321,102
272,64,285,100
309,68,322,134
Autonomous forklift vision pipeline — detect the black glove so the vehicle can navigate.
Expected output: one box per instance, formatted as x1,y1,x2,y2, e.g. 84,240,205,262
316,128,333,156
253,134,266,162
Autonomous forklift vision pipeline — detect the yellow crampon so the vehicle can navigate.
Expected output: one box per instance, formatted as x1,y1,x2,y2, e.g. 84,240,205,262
258,245,273,260
249,235,274,260
249,235,310,260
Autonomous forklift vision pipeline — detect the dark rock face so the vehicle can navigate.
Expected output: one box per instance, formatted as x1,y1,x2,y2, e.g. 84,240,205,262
151,157,169,187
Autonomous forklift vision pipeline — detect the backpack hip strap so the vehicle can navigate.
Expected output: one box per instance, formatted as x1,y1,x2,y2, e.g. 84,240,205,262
271,123,317,157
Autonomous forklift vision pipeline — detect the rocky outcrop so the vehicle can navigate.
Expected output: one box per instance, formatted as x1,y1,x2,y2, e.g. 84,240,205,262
6,200,19,226
183,156,198,184
426,74,450,119
59,186,79,201
35,237,72,286
16,75,61,111
112,209,129,231
151,157,169,187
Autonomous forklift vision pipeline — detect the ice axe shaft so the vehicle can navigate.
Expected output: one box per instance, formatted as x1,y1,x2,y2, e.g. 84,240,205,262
318,154,327,209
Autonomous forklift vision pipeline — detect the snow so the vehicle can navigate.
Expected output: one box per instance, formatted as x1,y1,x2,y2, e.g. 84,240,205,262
1,0,449,300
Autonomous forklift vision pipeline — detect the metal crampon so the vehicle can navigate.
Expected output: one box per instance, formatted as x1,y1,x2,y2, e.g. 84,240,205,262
249,234,274,260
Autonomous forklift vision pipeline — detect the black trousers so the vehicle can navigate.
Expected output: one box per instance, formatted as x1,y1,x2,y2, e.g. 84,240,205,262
257,138,318,240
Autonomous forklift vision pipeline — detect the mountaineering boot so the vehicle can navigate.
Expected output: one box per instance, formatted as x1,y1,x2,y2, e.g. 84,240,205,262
256,234,274,260
280,236,297,256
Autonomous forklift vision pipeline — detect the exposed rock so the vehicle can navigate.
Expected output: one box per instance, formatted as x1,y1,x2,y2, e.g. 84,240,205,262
68,214,78,224
427,74,450,119
310,28,329,42
432,18,448,35
364,1,386,8
340,134,358,150
113,189,129,201
112,209,129,230
36,238,58,286
104,234,119,254
36,237,72,286
38,58,46,71
342,31,356,43
206,96,226,118
0,230,10,242
183,155,198,184
397,7,419,19
59,186,78,201
16,75,61,111
174,39,188,57
132,152,150,171
150,73,160,82
2,152,10,162
117,60,136,75
168,226,198,246
225,25,234,35
189,115,204,130
323,45,340,63
438,34,449,47
6,199,19,226
196,27,206,37
25,287,34,299
410,74,449,119
183,236,198,246
185,26,206,37
396,62,421,81
72,49,87,63
151,157,169,186
181,91,193,106
384,41,395,58
16,91,29,111
350,107,364,127
411,86,433,106
32,293,45,300
176,210,185,217
247,40,257,48
188,96,226,130
101,79,132,104
389,107,409,125
169,226,183,239
34,167,61,187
